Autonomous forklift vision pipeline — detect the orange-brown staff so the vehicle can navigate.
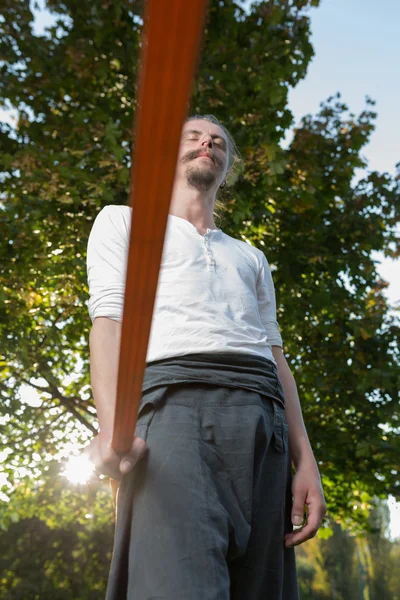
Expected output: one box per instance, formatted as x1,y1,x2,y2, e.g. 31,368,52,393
111,0,209,464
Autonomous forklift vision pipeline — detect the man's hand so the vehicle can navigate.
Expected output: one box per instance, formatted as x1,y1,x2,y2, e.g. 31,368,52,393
85,431,148,480
284,460,327,548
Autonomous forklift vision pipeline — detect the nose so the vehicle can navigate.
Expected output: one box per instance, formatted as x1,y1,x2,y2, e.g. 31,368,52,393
200,135,213,149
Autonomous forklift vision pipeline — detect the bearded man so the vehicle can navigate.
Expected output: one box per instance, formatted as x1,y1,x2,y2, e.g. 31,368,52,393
86,115,326,600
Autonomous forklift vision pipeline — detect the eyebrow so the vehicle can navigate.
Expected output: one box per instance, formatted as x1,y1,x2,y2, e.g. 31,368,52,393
184,129,227,149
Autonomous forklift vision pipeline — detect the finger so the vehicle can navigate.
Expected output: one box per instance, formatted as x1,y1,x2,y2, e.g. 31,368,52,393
285,505,324,547
93,457,123,481
119,436,148,475
93,444,124,480
291,486,307,527
84,434,123,480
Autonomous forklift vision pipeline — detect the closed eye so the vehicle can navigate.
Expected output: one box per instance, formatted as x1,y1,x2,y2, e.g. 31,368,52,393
183,130,227,151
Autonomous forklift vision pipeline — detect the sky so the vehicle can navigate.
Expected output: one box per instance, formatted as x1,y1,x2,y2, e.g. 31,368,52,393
286,0,400,175
1,0,399,538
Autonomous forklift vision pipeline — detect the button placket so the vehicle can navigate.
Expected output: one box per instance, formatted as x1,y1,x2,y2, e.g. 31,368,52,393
202,234,216,273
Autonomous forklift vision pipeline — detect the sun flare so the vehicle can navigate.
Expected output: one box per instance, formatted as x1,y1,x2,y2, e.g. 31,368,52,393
61,453,95,485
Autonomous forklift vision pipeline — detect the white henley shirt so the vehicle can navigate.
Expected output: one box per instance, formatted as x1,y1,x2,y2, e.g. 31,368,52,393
86,204,283,366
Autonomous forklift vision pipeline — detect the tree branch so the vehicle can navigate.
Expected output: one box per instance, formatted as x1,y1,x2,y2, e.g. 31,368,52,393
19,373,97,435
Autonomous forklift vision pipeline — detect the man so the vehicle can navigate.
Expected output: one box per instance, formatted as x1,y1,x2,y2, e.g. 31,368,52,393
86,115,326,599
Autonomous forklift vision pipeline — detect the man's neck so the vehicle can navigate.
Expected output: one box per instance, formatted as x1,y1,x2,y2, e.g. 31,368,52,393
169,182,217,232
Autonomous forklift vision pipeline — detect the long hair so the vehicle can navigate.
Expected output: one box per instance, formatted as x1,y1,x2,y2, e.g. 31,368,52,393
185,114,244,224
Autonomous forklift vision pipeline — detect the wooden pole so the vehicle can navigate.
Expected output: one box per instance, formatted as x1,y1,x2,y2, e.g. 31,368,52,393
111,0,209,456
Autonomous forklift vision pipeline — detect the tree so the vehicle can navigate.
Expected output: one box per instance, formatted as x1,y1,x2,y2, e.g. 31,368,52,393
0,465,113,599
271,94,400,524
295,504,399,600
388,539,400,600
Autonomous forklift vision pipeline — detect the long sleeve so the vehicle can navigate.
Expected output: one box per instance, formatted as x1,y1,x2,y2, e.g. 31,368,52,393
256,253,283,348
86,205,131,323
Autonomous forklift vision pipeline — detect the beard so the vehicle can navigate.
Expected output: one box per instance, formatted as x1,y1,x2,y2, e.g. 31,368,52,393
185,164,217,191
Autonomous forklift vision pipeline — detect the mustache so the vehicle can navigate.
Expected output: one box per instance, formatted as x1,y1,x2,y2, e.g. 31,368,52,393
181,149,224,169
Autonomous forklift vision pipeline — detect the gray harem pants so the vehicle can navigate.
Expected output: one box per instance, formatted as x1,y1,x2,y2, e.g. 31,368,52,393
106,352,299,600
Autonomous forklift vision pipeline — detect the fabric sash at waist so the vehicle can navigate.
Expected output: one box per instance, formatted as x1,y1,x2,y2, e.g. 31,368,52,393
141,351,285,408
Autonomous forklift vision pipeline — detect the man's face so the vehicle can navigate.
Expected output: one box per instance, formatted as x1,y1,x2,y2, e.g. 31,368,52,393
176,119,229,191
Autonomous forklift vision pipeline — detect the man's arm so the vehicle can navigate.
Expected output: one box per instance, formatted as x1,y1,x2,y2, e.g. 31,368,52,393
272,345,327,548
90,317,121,435
86,317,147,479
